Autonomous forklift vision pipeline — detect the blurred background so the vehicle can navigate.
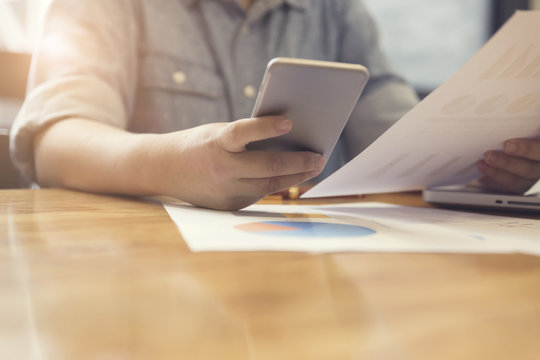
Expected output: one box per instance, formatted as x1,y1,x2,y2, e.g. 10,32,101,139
1,0,51,129
0,0,538,128
363,0,534,97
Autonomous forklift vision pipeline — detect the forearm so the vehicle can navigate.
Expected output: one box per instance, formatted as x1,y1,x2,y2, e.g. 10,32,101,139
34,118,163,196
33,116,325,210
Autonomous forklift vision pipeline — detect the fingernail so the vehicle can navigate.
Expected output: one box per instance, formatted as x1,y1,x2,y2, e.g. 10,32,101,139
484,151,497,165
315,156,326,170
477,161,488,172
275,118,291,132
504,141,518,154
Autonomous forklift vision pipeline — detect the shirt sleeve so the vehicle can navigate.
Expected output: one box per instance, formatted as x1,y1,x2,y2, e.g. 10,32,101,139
9,0,139,182
337,0,420,159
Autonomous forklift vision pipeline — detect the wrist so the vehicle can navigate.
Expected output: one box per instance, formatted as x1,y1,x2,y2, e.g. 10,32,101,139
125,132,169,196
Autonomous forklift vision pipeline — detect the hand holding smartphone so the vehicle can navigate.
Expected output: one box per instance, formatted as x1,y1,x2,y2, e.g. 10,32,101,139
246,58,369,160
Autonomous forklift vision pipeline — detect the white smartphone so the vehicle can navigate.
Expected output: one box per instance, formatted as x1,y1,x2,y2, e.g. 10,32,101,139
246,57,369,159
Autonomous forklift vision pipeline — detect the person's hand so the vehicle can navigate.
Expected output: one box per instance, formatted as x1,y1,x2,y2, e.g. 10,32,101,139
156,116,325,210
477,137,540,193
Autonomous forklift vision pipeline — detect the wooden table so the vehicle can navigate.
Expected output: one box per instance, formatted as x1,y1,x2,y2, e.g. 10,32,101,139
1,189,539,360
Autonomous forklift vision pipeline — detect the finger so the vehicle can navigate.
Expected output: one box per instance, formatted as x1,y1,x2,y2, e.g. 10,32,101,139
503,138,540,161
233,151,325,178
476,175,510,193
217,116,291,153
199,171,320,211
241,170,323,197
483,151,540,180
477,160,535,194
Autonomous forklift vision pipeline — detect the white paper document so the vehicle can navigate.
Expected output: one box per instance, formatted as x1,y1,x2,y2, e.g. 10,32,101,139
304,11,540,199
163,202,540,255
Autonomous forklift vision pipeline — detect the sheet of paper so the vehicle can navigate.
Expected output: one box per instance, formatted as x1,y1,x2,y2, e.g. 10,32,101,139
163,202,540,255
304,11,540,199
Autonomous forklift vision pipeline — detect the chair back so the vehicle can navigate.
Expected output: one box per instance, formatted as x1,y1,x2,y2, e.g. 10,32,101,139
0,129,20,188
0,51,32,188
0,51,31,99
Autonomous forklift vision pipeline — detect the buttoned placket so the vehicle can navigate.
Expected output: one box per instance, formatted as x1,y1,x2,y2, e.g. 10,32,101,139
197,0,302,120
231,1,280,118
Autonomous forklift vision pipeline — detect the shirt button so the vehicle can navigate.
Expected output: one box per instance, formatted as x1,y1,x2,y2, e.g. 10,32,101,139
244,85,256,99
172,71,186,85
241,24,250,35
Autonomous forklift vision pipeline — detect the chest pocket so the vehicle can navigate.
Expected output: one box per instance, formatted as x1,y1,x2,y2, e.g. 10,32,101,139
133,55,228,133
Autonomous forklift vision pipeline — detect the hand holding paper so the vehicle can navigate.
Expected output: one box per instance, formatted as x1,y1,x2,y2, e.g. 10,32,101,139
304,11,540,199
478,136,540,193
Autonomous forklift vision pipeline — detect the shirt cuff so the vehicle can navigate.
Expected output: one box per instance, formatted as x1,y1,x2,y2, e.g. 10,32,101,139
10,75,127,182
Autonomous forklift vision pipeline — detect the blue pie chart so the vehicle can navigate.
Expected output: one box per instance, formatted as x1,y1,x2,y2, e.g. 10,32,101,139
235,221,376,237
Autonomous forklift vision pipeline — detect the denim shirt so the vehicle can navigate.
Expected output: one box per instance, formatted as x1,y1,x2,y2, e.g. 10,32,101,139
11,0,419,181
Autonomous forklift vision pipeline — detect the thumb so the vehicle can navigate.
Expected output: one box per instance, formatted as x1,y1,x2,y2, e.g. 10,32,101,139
217,116,291,153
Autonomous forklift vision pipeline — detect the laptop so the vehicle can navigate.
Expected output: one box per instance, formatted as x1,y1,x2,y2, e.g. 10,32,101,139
422,185,540,213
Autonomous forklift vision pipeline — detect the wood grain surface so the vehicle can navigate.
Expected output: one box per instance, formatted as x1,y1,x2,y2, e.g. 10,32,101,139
1,189,539,360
